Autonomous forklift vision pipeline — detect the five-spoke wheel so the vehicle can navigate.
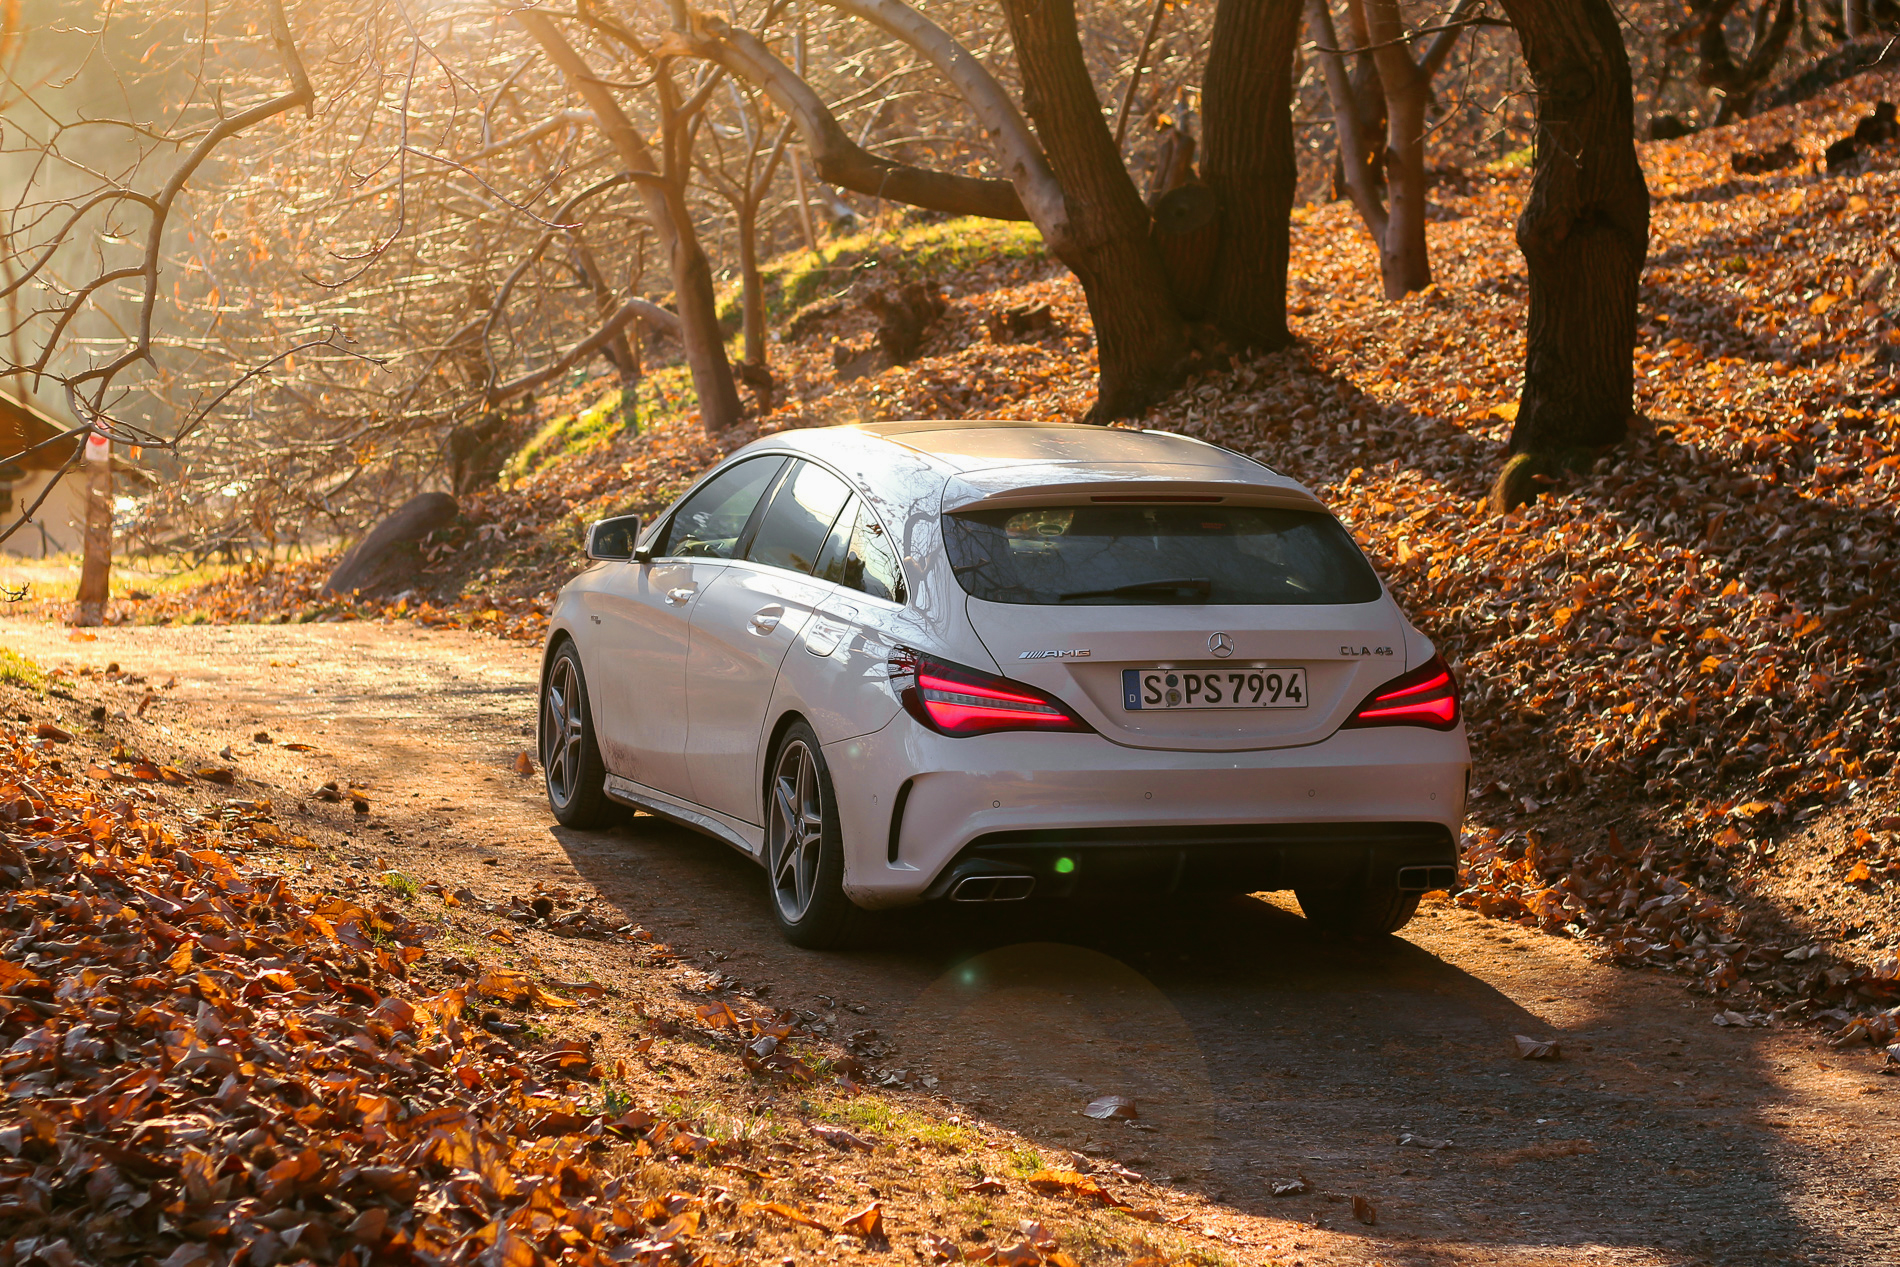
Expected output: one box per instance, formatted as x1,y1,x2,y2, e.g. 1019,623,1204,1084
764,721,871,948
768,738,824,924
540,641,613,828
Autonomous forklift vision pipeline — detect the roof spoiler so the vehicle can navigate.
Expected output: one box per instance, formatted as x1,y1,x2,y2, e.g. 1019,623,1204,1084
942,477,1326,515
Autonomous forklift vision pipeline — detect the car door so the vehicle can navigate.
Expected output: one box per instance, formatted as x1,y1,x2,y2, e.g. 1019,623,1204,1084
589,455,785,796
683,459,854,825
792,493,913,742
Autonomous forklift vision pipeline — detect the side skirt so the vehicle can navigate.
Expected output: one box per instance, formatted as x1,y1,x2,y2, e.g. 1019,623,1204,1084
603,774,765,860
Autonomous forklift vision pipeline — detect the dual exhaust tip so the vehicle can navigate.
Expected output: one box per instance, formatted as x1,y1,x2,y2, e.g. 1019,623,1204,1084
1396,864,1458,892
950,874,1036,902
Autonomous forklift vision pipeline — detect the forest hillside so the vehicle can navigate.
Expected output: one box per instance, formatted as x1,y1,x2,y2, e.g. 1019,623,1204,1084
26,60,1885,1050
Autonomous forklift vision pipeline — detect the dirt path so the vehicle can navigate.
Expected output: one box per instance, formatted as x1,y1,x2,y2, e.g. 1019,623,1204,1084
4,616,1895,1266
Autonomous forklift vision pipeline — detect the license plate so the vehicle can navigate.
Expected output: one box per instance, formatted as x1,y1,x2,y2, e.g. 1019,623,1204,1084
1122,667,1308,710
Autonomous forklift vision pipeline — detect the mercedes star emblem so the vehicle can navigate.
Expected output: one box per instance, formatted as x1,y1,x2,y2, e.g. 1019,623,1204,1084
1209,632,1234,658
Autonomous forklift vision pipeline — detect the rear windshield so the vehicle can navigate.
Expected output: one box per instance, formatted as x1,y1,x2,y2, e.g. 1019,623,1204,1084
943,504,1382,605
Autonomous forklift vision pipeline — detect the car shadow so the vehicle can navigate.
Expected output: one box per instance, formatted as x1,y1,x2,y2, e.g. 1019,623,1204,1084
552,814,1860,1267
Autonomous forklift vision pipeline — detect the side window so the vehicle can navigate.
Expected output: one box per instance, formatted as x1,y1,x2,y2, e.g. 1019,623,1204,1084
745,460,852,575
816,497,907,604
654,457,784,559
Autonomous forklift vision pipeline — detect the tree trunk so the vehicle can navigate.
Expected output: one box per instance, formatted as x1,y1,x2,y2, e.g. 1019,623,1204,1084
736,201,767,369
72,432,111,627
1693,0,1798,124
570,239,642,393
515,11,742,434
791,149,820,251
1000,0,1189,420
1341,0,1390,198
664,180,746,432
1494,0,1650,459
1844,0,1868,39
1201,0,1304,349
1308,0,1390,240
1361,0,1432,296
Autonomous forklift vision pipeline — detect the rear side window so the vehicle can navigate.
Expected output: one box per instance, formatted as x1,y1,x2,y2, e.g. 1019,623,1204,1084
746,460,854,574
943,503,1381,605
654,457,784,559
816,497,907,604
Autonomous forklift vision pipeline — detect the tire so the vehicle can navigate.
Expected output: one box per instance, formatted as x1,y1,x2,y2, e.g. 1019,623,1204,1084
764,722,872,949
1294,884,1421,937
540,640,616,829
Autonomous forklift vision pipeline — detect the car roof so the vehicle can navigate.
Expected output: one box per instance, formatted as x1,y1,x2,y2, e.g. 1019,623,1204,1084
729,420,1321,516
852,419,1268,476
752,419,1277,479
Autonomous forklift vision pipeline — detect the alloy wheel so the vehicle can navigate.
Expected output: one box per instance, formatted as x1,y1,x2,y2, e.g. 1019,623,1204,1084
542,656,584,807
768,739,825,923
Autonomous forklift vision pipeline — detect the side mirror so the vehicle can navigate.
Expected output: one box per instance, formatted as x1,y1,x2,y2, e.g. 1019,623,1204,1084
586,514,642,562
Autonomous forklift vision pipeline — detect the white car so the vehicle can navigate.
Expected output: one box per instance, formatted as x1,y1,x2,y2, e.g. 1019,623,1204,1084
539,421,1469,947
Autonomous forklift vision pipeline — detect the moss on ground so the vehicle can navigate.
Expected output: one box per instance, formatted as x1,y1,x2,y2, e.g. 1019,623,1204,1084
0,647,45,691
501,387,631,486
723,217,1047,326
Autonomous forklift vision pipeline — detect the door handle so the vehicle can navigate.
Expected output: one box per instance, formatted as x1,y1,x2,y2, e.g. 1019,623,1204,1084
748,606,784,635
665,587,696,605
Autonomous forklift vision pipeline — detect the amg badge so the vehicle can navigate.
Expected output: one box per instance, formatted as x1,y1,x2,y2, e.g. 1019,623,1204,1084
1019,648,1093,659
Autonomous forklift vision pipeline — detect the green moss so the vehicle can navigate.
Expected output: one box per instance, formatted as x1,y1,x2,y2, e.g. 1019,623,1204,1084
501,386,631,485
813,1093,979,1154
742,217,1046,322
1005,1146,1044,1175
0,648,45,691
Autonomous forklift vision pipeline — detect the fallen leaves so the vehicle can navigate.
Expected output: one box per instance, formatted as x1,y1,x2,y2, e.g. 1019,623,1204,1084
475,966,583,1009
1397,1133,1455,1150
1514,1034,1562,1059
841,1201,885,1238
0,719,773,1267
751,1200,828,1231
1713,1009,1771,1027
1083,1094,1138,1120
811,1122,875,1151
921,1229,964,1262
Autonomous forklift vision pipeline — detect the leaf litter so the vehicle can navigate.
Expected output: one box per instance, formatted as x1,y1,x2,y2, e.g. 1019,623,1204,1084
0,713,1227,1267
33,63,1900,1051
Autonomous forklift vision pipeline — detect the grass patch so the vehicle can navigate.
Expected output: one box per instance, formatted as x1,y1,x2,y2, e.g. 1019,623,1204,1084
380,870,420,901
502,386,631,486
0,648,45,691
814,1094,979,1153
1005,1146,1044,1175
735,217,1047,323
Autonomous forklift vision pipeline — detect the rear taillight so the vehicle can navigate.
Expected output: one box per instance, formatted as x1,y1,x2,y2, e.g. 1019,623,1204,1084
888,650,1093,737
1343,654,1460,731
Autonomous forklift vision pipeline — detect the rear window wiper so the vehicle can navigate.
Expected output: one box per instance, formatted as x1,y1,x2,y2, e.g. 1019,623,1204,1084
1058,577,1214,602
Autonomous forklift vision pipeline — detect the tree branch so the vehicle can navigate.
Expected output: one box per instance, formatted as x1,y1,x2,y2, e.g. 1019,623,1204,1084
683,16,1029,220
808,0,1069,234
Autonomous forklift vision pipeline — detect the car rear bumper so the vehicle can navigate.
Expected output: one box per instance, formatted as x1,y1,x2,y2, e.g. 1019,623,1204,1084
824,717,1470,908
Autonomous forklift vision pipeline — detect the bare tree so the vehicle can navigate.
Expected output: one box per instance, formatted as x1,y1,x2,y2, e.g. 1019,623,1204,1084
1307,0,1492,297
0,0,315,621
684,0,1310,420
1684,0,1798,125
696,79,797,405
517,8,745,434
